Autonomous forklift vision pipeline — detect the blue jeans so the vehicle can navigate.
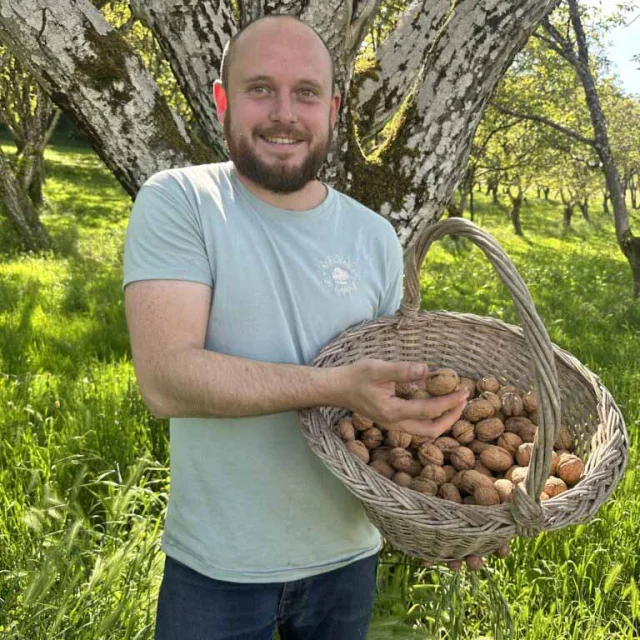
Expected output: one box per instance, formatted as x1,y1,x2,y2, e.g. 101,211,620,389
154,553,379,640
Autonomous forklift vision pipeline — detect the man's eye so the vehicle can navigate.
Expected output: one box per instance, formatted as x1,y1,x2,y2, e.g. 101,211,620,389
249,86,268,94
299,89,317,98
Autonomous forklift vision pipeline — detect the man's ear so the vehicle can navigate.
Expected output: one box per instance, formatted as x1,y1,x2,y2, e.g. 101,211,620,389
213,80,228,125
329,92,341,129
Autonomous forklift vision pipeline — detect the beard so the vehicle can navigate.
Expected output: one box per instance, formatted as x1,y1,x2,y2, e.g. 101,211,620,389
224,113,332,194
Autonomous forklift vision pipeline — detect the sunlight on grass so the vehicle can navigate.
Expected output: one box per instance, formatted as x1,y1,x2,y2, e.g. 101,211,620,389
0,145,638,639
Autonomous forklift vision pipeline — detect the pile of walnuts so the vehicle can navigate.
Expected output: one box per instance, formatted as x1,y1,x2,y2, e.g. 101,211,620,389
338,368,584,506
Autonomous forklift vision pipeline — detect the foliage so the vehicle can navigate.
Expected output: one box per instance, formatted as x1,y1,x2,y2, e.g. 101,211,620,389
1,143,639,639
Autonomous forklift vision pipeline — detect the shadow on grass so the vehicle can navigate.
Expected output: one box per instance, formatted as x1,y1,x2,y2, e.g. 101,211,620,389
0,279,40,373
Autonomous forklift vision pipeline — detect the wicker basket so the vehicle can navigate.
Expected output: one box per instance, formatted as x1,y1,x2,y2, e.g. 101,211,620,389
299,218,629,562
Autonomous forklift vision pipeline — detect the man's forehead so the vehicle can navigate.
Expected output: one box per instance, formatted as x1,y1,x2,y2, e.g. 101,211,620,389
230,17,333,83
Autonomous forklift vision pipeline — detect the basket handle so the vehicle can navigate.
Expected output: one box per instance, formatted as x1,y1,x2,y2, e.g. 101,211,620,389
401,217,561,537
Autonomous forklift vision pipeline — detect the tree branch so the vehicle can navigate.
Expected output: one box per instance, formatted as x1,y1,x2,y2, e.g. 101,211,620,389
0,0,217,197
493,104,596,147
129,0,236,152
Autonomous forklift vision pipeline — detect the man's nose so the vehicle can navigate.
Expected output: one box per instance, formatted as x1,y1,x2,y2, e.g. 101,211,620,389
269,91,297,123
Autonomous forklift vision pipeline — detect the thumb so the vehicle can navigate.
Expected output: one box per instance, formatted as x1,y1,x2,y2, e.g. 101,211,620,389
389,361,428,382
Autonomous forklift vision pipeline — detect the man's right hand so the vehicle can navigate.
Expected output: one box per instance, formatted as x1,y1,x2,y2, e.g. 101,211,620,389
333,358,468,439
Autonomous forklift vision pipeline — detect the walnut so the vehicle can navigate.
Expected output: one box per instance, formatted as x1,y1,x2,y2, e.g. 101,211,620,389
411,477,438,496
419,464,447,485
389,447,414,472
479,446,514,473
438,482,462,503
450,446,476,471
361,427,384,449
457,470,495,494
475,417,505,442
515,442,533,467
474,486,501,506
370,446,391,463
396,381,423,398
407,458,423,477
497,385,521,400
433,436,461,458
496,432,522,457
501,392,524,417
351,412,374,431
523,389,537,413
550,450,559,475
544,476,568,498
468,439,491,455
554,427,576,452
479,391,502,412
474,459,493,477
392,471,413,487
336,417,355,441
506,417,537,443
417,443,444,466
424,368,460,396
509,466,528,485
410,434,435,448
442,465,456,483
494,479,515,503
369,459,394,479
451,419,475,444
458,377,477,399
384,430,412,449
476,375,501,394
556,453,584,486
345,440,370,464
462,398,495,423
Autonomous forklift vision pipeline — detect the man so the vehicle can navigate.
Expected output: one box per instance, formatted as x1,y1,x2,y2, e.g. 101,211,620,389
123,14,470,640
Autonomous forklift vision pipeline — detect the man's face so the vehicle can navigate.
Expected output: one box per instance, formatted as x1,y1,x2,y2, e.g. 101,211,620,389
215,19,340,194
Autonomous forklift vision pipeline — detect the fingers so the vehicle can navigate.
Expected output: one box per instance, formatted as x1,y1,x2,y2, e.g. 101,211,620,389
382,388,468,424
426,545,510,572
380,395,467,437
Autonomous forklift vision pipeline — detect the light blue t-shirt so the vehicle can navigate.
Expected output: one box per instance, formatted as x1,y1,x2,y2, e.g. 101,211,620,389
123,161,403,583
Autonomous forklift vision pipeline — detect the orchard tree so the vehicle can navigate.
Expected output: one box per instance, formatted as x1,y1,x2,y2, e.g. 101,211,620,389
0,47,58,251
0,0,561,251
491,0,640,295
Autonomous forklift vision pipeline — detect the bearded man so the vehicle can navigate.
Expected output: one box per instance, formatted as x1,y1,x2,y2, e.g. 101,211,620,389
123,14,469,640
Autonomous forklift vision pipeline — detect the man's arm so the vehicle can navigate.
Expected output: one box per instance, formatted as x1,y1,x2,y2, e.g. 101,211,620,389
124,279,468,436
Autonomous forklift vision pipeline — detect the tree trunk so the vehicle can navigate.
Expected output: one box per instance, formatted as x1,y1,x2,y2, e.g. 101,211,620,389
1,0,560,249
0,148,52,251
579,198,590,223
563,0,640,295
543,186,550,201
508,185,524,236
630,174,639,210
603,190,610,214
563,204,573,230
469,187,475,221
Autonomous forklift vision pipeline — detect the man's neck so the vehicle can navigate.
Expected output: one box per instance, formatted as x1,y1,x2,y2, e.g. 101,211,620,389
233,169,328,212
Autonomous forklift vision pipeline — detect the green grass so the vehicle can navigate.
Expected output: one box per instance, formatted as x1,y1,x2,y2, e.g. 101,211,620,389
0,143,638,639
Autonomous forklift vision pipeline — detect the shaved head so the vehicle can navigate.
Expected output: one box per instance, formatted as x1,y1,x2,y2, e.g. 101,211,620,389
220,15,335,93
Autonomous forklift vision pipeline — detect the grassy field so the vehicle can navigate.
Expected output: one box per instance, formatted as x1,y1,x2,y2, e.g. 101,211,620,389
0,142,638,639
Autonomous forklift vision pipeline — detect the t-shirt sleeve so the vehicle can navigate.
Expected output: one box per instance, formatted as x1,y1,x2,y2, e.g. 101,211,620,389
123,171,213,290
378,229,404,316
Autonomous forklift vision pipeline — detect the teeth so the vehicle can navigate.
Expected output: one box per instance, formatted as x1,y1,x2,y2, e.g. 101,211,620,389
263,136,299,145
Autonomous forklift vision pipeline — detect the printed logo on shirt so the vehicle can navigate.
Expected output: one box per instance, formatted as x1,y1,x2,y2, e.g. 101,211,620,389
320,255,360,295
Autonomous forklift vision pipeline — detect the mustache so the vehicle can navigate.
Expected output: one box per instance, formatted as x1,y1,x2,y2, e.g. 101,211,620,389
256,128,310,141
